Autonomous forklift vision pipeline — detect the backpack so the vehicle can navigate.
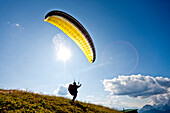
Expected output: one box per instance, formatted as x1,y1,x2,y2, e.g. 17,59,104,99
68,84,74,95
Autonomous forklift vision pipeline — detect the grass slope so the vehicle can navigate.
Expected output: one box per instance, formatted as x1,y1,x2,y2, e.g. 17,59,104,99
0,89,122,113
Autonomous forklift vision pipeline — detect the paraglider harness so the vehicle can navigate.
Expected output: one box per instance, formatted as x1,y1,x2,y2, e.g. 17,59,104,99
68,84,74,95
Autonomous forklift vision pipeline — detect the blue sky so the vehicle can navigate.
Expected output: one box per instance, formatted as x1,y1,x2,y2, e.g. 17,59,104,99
0,0,170,110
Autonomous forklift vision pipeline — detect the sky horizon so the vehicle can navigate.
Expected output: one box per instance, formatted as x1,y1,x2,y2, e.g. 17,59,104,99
0,0,170,110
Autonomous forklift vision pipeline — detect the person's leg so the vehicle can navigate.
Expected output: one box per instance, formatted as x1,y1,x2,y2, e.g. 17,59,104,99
72,92,77,102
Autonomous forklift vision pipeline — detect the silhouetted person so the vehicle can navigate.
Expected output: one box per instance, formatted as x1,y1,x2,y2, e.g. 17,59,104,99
72,82,81,102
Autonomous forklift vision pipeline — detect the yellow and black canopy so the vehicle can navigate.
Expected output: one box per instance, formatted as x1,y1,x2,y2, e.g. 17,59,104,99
44,10,96,63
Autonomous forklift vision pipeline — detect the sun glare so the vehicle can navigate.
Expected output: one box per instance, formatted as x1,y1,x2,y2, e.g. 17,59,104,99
57,46,71,62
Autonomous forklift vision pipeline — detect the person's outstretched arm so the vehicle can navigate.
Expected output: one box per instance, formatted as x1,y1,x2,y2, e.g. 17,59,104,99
77,84,82,88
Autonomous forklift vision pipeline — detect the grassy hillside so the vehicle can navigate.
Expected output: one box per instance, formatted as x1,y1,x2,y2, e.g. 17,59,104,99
0,89,122,113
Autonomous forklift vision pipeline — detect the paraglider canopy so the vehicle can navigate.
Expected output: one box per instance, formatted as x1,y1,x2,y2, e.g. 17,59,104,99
44,10,96,63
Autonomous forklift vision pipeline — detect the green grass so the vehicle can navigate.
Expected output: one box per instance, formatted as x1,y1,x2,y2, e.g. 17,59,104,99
0,89,122,113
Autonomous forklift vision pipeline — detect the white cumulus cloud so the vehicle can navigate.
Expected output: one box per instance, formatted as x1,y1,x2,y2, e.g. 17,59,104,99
149,91,170,105
102,74,170,107
103,74,170,98
54,84,69,96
